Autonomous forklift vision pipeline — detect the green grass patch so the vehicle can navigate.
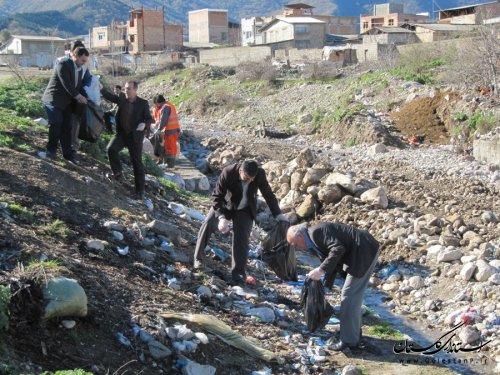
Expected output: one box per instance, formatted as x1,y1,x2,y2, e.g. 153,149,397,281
39,219,73,239
143,154,164,177
27,259,61,270
390,67,434,85
41,370,93,375
454,112,468,122
366,322,404,339
468,111,497,134
0,285,10,331
0,79,46,117
7,203,35,223
345,137,358,147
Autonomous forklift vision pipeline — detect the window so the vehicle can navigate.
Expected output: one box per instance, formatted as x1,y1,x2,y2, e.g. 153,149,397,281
388,19,394,26
363,22,369,30
130,35,135,43
98,32,105,41
295,25,310,33
295,40,311,48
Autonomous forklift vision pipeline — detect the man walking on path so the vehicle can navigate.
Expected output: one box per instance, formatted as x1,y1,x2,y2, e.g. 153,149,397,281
101,81,152,200
42,47,89,164
287,222,380,351
193,160,288,283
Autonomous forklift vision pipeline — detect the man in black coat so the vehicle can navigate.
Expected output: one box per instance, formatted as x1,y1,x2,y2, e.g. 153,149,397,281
194,160,288,282
42,47,89,163
101,80,152,200
287,222,379,351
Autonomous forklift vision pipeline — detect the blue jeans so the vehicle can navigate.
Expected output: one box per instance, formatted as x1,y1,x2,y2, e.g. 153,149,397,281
44,103,74,159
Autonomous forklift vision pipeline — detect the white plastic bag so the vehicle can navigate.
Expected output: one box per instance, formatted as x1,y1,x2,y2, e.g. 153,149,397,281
84,75,101,106
142,137,155,158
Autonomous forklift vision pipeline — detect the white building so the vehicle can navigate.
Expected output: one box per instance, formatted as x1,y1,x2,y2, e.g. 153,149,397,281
0,35,66,68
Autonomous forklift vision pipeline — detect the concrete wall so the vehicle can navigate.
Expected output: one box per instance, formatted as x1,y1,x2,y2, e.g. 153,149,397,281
199,46,271,66
363,33,419,45
189,9,228,44
474,135,500,164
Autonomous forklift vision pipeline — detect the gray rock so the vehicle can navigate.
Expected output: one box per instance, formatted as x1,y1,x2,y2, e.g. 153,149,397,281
324,172,356,194
302,168,328,187
290,170,305,190
43,277,88,320
317,185,342,204
488,273,500,284
460,263,477,281
408,275,425,289
439,235,461,247
139,329,155,343
360,187,388,208
148,340,172,360
295,147,315,167
474,259,496,282
196,285,212,298
182,360,216,375
147,220,182,245
104,221,125,231
369,143,388,155
342,365,362,375
458,326,480,345
87,239,105,251
481,211,498,224
437,248,463,263
111,231,124,241
298,113,313,123
296,195,319,219
279,190,301,210
137,249,156,262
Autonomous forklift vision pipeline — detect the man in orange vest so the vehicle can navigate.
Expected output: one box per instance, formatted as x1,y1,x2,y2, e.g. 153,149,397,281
151,95,180,168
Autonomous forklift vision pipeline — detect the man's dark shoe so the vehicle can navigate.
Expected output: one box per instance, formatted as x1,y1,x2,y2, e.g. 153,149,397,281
65,157,78,165
134,191,145,200
329,340,359,352
106,172,123,182
46,150,56,159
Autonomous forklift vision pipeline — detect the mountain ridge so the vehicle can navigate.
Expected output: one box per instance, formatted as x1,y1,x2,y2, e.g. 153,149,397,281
0,0,485,37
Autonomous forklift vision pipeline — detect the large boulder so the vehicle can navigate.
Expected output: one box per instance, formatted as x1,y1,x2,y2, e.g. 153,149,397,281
317,185,342,204
474,259,496,282
42,277,88,320
302,168,328,188
296,195,320,219
290,170,306,191
295,147,315,167
147,220,182,245
324,172,356,194
279,190,301,210
360,187,388,208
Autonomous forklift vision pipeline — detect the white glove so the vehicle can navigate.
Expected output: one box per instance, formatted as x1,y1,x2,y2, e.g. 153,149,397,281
308,267,325,281
276,213,289,222
218,217,230,234
136,122,145,131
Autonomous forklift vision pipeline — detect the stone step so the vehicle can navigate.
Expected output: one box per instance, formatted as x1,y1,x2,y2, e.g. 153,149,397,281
174,153,211,193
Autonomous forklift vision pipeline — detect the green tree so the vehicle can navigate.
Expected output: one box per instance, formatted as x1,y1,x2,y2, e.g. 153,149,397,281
0,29,11,43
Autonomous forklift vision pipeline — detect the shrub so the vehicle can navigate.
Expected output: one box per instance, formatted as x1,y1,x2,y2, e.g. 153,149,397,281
236,58,278,82
301,61,341,81
164,61,185,71
142,154,164,177
101,65,131,76
345,137,358,147
0,80,46,117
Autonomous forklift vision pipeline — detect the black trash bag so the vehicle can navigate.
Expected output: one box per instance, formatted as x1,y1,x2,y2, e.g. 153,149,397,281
78,101,104,143
261,221,297,281
300,278,334,332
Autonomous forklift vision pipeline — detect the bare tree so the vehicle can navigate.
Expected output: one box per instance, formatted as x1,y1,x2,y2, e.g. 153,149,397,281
0,52,26,83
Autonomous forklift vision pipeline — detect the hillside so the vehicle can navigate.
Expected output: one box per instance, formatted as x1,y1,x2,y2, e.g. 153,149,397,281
0,52,499,374
0,0,484,37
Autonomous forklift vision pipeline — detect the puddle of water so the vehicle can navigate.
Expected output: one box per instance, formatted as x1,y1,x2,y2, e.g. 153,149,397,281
364,290,492,375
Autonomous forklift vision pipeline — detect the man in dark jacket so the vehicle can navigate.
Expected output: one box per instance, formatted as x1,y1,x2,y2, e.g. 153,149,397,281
194,160,288,282
101,80,152,200
42,47,89,163
287,223,379,351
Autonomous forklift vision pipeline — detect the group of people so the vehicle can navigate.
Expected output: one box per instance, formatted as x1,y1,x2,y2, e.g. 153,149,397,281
42,40,380,354
42,40,181,200
194,158,380,352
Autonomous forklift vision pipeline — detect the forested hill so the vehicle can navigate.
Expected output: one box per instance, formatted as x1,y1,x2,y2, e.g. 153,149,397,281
0,0,483,37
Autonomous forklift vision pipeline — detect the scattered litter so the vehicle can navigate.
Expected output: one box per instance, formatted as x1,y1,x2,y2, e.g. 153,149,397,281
116,246,129,256
117,332,132,347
